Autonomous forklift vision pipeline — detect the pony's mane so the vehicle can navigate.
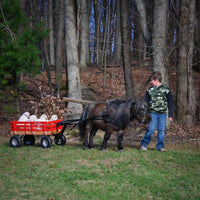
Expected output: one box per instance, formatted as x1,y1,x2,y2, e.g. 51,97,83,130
105,99,136,129
107,99,127,110
134,98,147,111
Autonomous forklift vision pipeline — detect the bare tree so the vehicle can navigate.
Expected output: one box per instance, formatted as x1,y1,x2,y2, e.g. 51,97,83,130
93,0,100,65
65,0,82,118
152,0,169,85
103,0,111,86
134,0,151,48
194,0,200,120
120,0,135,99
114,0,121,65
55,0,64,97
168,0,180,68
49,0,55,66
176,0,196,126
79,0,89,68
101,0,110,67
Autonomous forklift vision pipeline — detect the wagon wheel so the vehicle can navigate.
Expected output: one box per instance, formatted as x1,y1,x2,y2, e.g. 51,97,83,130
55,135,66,146
41,136,52,148
10,135,21,147
23,135,35,146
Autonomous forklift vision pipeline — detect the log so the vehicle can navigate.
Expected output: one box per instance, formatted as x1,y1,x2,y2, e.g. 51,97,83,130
63,97,94,105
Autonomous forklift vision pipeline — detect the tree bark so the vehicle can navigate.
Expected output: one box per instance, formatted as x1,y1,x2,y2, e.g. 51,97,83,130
114,0,122,65
55,0,64,97
152,0,169,85
41,41,53,96
134,0,151,48
194,0,200,120
176,0,196,126
79,0,89,68
65,0,82,118
48,0,55,66
101,0,109,66
120,0,135,99
103,0,111,87
94,0,100,65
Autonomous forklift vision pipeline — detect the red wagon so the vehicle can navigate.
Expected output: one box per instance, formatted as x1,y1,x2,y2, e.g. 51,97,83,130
10,120,66,148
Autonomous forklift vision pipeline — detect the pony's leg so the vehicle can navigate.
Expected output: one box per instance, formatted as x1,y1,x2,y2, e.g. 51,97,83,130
89,128,98,149
100,132,112,150
117,132,124,151
83,131,89,150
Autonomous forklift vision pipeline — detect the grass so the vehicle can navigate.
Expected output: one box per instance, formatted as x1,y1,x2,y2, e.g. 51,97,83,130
0,137,200,200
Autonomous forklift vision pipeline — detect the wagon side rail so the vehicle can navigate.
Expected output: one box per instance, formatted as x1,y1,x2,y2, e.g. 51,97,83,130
10,120,63,135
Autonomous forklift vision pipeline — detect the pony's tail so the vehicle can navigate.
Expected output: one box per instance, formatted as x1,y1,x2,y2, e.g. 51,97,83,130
79,105,89,140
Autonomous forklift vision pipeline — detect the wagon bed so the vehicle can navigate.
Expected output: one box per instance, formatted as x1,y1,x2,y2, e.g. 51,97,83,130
10,120,65,148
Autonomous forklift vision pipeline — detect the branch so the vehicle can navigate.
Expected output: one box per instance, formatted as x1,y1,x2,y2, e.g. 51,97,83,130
0,1,17,43
63,97,94,105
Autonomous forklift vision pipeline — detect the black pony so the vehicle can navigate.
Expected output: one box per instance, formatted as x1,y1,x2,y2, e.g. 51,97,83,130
79,98,151,151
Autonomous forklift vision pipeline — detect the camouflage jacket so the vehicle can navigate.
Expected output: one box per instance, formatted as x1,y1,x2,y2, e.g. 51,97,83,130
145,85,173,118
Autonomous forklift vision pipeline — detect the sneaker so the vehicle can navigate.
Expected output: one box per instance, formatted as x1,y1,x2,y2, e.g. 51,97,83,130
141,146,147,151
158,148,166,152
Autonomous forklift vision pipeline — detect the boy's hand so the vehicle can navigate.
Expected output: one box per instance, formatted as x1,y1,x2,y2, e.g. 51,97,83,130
169,117,173,122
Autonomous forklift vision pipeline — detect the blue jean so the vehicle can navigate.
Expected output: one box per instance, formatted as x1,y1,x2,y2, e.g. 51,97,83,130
141,112,167,150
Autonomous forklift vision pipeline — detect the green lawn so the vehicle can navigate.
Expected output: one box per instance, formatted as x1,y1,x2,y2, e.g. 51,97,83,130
0,138,199,200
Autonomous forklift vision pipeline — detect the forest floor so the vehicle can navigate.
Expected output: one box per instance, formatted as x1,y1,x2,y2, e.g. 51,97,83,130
0,65,200,149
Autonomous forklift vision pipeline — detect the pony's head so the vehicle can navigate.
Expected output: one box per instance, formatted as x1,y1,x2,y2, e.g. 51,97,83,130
130,99,151,124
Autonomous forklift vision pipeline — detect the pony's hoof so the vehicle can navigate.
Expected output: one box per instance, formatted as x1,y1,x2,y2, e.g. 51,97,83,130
100,147,106,151
83,146,88,150
118,149,124,152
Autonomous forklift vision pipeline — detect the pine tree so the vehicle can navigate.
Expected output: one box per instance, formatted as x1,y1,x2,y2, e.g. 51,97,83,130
0,0,48,91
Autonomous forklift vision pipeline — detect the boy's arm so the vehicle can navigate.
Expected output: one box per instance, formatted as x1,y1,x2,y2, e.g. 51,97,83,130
144,91,150,103
167,91,173,118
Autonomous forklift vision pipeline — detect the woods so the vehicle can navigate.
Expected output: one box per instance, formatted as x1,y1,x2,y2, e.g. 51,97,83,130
0,0,200,126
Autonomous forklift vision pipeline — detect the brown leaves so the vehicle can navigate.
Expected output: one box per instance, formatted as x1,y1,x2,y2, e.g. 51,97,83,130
166,123,200,144
31,95,67,120
80,67,126,101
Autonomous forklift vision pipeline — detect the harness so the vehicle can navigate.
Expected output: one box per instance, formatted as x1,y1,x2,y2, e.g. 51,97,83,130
103,102,130,129
57,114,109,130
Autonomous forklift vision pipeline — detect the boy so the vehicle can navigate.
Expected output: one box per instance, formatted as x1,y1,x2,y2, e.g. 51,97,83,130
141,71,173,152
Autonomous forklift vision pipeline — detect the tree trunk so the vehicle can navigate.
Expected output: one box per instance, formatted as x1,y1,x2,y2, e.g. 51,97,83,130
65,0,82,118
49,0,55,66
41,41,53,96
103,0,111,87
120,0,135,99
134,0,151,48
168,0,180,68
79,0,89,68
138,29,146,64
152,0,169,85
194,0,200,120
114,0,122,65
55,0,64,97
94,0,100,65
101,0,109,66
176,0,196,126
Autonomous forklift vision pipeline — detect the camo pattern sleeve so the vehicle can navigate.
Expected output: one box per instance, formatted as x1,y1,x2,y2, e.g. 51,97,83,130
146,85,173,117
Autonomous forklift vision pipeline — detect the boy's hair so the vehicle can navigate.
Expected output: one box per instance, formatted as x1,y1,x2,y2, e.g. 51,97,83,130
151,71,162,83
